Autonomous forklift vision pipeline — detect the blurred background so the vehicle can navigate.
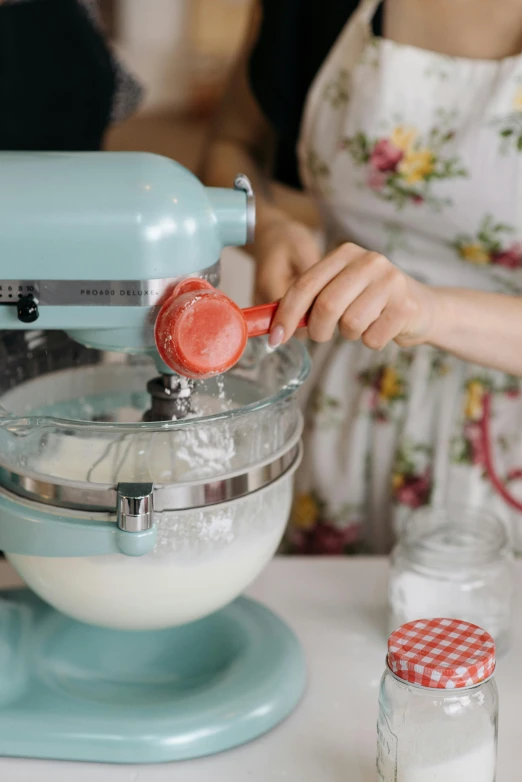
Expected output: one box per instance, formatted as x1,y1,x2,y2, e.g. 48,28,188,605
102,0,251,166
98,0,316,306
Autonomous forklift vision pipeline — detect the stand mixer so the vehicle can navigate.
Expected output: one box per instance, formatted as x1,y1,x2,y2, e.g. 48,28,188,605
0,152,310,763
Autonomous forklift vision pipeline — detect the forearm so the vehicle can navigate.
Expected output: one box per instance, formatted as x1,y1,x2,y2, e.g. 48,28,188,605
429,287,522,375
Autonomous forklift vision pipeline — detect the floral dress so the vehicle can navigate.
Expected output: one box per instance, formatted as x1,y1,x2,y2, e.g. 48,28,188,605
285,0,522,555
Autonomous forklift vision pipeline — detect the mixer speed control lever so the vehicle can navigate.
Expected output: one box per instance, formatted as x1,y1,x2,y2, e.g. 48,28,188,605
117,483,154,533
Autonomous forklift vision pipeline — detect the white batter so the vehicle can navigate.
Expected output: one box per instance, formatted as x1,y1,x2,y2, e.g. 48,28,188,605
7,520,285,630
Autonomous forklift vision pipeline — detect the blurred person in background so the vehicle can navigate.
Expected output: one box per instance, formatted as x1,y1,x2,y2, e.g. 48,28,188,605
0,0,141,151
202,0,522,555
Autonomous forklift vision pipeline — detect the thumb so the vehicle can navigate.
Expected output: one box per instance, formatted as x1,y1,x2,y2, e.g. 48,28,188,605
255,269,295,305
254,254,295,304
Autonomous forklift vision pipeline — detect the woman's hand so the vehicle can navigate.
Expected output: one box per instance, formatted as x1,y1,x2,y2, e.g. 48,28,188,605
252,211,322,305
268,242,437,350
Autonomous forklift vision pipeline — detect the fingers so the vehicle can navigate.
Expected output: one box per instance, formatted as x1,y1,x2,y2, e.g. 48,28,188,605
363,294,419,349
335,279,390,343
272,243,368,342
264,238,424,352
291,228,323,270
255,255,292,304
307,256,391,342
361,304,406,350
254,221,322,305
268,241,419,350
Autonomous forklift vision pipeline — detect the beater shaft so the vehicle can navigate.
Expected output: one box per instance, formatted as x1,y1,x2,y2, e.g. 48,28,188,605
142,374,194,421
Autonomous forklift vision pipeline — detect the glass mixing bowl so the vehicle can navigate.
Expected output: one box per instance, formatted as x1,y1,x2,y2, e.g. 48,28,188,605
0,331,310,630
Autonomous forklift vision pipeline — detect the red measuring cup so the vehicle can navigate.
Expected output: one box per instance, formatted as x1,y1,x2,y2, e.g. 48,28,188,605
154,279,308,379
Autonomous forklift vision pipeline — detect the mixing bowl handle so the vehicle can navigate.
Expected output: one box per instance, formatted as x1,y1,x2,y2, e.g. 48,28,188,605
0,491,157,558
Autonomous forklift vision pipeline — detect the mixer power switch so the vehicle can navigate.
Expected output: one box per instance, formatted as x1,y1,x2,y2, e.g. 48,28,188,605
17,294,39,323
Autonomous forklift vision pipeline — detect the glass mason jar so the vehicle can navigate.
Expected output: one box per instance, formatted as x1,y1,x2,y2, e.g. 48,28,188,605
377,618,498,782
388,505,514,655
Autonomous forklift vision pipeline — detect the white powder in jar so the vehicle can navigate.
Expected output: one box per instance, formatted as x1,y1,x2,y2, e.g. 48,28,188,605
398,735,496,781
388,569,512,651
378,714,496,782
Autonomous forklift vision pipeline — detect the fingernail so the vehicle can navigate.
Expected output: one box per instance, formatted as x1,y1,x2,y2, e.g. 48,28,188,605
268,325,285,349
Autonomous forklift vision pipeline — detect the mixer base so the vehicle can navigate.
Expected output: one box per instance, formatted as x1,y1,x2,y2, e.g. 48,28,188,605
0,589,306,764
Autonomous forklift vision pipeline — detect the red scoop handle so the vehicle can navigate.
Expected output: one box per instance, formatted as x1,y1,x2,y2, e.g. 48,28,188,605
243,302,309,337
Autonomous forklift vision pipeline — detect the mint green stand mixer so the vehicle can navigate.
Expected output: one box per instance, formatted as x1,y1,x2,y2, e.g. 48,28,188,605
0,152,309,763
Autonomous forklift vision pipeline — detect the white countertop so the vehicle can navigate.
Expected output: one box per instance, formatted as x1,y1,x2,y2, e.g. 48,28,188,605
0,557,519,781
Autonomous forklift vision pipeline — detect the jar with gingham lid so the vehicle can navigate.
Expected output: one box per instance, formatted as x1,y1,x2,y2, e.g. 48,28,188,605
376,618,498,782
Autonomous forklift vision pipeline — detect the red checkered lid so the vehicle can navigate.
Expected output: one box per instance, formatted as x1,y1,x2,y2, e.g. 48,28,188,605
387,618,496,689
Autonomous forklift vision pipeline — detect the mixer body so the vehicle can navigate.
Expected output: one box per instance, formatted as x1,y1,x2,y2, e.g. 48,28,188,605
0,151,310,763
0,152,253,355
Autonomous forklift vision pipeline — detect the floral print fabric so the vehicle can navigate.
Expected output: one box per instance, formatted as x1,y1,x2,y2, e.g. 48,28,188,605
291,0,522,555
453,215,522,271
342,118,467,210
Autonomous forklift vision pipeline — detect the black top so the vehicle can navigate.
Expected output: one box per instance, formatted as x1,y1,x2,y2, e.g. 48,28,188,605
0,0,116,151
249,0,383,189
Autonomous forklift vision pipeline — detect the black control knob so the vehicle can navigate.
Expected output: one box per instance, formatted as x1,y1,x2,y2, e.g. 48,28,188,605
17,295,39,323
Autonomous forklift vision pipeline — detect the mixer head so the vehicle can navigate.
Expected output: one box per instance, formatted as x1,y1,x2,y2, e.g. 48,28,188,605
0,152,254,421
